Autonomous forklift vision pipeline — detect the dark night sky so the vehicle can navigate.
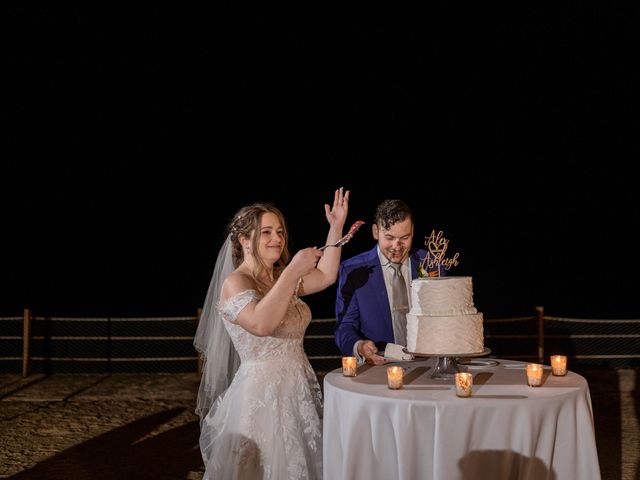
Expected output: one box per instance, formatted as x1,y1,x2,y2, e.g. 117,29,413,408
2,5,639,319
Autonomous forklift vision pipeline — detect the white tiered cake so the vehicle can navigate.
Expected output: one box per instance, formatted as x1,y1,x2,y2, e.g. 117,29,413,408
406,276,484,354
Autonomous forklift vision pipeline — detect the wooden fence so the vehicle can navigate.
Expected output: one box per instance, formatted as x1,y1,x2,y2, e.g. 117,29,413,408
1,309,200,376
1,307,639,376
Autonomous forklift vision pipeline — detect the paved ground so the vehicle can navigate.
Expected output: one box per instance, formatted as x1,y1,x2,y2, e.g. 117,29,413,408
0,368,638,480
0,373,204,480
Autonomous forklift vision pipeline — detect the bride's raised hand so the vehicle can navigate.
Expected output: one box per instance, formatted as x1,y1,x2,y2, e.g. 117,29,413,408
324,187,349,228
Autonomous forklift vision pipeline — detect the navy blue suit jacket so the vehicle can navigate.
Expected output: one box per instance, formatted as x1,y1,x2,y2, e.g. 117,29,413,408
334,246,438,355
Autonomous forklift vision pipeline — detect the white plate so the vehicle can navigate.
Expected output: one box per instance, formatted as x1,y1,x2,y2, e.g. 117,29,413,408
502,364,551,370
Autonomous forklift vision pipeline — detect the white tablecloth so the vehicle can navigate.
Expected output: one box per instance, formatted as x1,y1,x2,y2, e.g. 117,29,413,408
323,358,600,480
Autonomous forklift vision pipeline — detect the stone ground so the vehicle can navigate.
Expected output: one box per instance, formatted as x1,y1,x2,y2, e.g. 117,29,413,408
0,368,638,480
0,373,204,480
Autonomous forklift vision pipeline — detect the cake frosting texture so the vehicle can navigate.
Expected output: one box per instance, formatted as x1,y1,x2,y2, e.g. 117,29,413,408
406,276,484,354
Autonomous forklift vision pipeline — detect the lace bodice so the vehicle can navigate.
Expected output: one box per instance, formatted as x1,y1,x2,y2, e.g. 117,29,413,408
218,289,312,361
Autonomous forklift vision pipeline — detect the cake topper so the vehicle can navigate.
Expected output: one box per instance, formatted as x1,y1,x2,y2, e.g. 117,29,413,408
417,229,460,277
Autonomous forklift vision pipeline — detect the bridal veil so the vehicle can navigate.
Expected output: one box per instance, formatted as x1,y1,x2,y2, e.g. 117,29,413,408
193,235,240,421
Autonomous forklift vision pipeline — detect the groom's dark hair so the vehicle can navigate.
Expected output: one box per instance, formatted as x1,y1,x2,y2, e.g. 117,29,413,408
374,199,413,230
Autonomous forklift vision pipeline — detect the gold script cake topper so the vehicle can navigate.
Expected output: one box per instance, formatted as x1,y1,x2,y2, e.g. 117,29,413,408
418,230,460,278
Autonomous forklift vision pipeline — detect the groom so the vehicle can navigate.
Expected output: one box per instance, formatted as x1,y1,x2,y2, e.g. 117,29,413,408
334,199,439,365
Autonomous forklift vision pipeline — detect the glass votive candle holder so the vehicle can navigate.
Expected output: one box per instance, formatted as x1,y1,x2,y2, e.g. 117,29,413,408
342,356,357,377
387,366,404,389
455,372,473,397
550,355,567,376
526,363,544,387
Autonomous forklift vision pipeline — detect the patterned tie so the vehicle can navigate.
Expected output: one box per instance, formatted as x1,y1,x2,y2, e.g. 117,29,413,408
389,263,409,346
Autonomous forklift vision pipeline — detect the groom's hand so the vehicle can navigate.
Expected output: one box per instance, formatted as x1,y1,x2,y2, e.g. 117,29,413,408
359,340,387,365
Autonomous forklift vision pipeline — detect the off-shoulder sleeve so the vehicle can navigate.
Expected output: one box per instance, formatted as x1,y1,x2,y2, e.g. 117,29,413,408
218,289,260,322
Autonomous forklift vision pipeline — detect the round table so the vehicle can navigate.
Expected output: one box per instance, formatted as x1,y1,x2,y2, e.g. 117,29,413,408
323,357,601,480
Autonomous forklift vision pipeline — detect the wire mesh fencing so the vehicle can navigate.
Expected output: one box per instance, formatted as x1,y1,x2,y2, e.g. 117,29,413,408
2,307,639,376
1,312,200,374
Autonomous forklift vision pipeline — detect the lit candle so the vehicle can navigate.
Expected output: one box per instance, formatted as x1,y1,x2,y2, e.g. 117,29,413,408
342,356,357,377
526,363,544,387
455,372,473,397
550,355,567,376
387,366,404,389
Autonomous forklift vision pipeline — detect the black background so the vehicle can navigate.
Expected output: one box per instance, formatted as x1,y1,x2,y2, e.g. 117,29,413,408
3,4,639,319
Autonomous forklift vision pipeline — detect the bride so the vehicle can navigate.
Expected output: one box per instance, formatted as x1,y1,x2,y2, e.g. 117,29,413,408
194,188,349,479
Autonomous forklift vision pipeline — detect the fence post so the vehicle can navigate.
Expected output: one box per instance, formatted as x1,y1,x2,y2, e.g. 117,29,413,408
22,308,32,377
196,308,203,375
535,305,545,364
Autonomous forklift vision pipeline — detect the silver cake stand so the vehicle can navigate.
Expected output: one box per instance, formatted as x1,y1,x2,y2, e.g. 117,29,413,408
402,347,492,379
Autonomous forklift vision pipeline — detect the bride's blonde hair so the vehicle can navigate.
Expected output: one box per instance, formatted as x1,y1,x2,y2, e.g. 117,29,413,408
227,203,291,292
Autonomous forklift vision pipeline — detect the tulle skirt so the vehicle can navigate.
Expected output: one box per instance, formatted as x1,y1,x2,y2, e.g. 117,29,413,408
200,355,323,480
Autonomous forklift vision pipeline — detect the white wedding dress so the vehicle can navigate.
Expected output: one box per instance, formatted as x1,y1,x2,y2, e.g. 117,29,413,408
200,289,323,480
